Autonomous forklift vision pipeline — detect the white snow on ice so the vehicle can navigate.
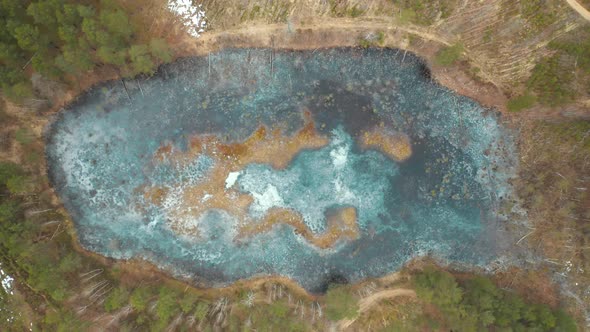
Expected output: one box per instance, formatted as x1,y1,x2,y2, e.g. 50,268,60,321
201,193,212,202
225,171,241,189
250,184,285,214
330,145,348,169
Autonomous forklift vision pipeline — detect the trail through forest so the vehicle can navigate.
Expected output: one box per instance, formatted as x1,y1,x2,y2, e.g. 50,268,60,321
338,288,416,330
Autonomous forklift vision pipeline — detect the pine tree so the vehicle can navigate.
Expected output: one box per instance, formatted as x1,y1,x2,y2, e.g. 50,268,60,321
13,24,42,51
129,44,155,76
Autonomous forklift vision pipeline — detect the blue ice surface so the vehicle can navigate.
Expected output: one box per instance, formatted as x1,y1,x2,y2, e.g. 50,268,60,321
46,48,517,292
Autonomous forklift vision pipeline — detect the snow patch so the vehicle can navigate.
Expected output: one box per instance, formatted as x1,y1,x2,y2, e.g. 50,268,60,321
333,178,356,201
251,184,285,214
329,128,350,169
225,171,241,189
330,145,348,169
168,0,207,37
0,265,14,295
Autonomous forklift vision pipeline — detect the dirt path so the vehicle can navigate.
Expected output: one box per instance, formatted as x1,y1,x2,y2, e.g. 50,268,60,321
338,288,416,330
195,17,452,50
566,0,590,21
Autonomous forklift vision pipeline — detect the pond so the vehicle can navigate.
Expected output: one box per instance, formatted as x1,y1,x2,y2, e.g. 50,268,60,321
46,48,517,292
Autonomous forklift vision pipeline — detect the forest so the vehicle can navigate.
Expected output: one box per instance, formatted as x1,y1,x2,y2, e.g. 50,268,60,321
0,0,172,102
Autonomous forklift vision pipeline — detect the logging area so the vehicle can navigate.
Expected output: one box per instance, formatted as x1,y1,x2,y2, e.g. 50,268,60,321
0,0,589,331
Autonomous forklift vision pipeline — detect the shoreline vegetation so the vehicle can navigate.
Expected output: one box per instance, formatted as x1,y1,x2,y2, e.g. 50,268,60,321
0,0,588,330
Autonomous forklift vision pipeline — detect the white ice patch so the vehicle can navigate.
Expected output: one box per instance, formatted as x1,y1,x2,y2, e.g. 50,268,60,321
329,127,351,169
201,193,212,202
330,127,346,145
329,129,356,201
333,178,356,201
225,171,240,189
330,145,348,169
251,184,285,214
168,0,207,37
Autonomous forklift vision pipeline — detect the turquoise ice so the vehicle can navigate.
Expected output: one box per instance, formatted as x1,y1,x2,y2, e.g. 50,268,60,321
46,48,517,292
237,127,399,234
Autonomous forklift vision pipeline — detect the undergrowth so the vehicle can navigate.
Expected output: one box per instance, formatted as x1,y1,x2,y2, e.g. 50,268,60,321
435,43,464,66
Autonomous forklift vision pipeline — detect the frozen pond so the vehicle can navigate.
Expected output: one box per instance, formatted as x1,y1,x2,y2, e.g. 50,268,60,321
46,48,517,292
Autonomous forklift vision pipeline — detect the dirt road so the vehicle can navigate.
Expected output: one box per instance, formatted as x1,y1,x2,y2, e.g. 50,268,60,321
566,0,590,21
196,17,452,50
338,288,416,330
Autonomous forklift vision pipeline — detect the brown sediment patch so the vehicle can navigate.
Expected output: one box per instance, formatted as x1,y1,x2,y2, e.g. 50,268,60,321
142,186,168,206
152,111,327,170
141,110,363,247
238,206,359,249
358,127,412,162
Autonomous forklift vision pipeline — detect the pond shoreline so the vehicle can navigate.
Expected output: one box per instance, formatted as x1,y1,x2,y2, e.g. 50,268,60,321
25,20,529,299
187,20,510,114
48,47,520,294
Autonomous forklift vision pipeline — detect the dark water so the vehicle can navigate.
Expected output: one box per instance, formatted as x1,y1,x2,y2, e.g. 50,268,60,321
46,48,517,292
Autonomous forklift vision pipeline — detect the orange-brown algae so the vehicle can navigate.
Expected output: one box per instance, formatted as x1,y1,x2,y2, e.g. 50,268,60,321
358,128,412,162
237,206,359,249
